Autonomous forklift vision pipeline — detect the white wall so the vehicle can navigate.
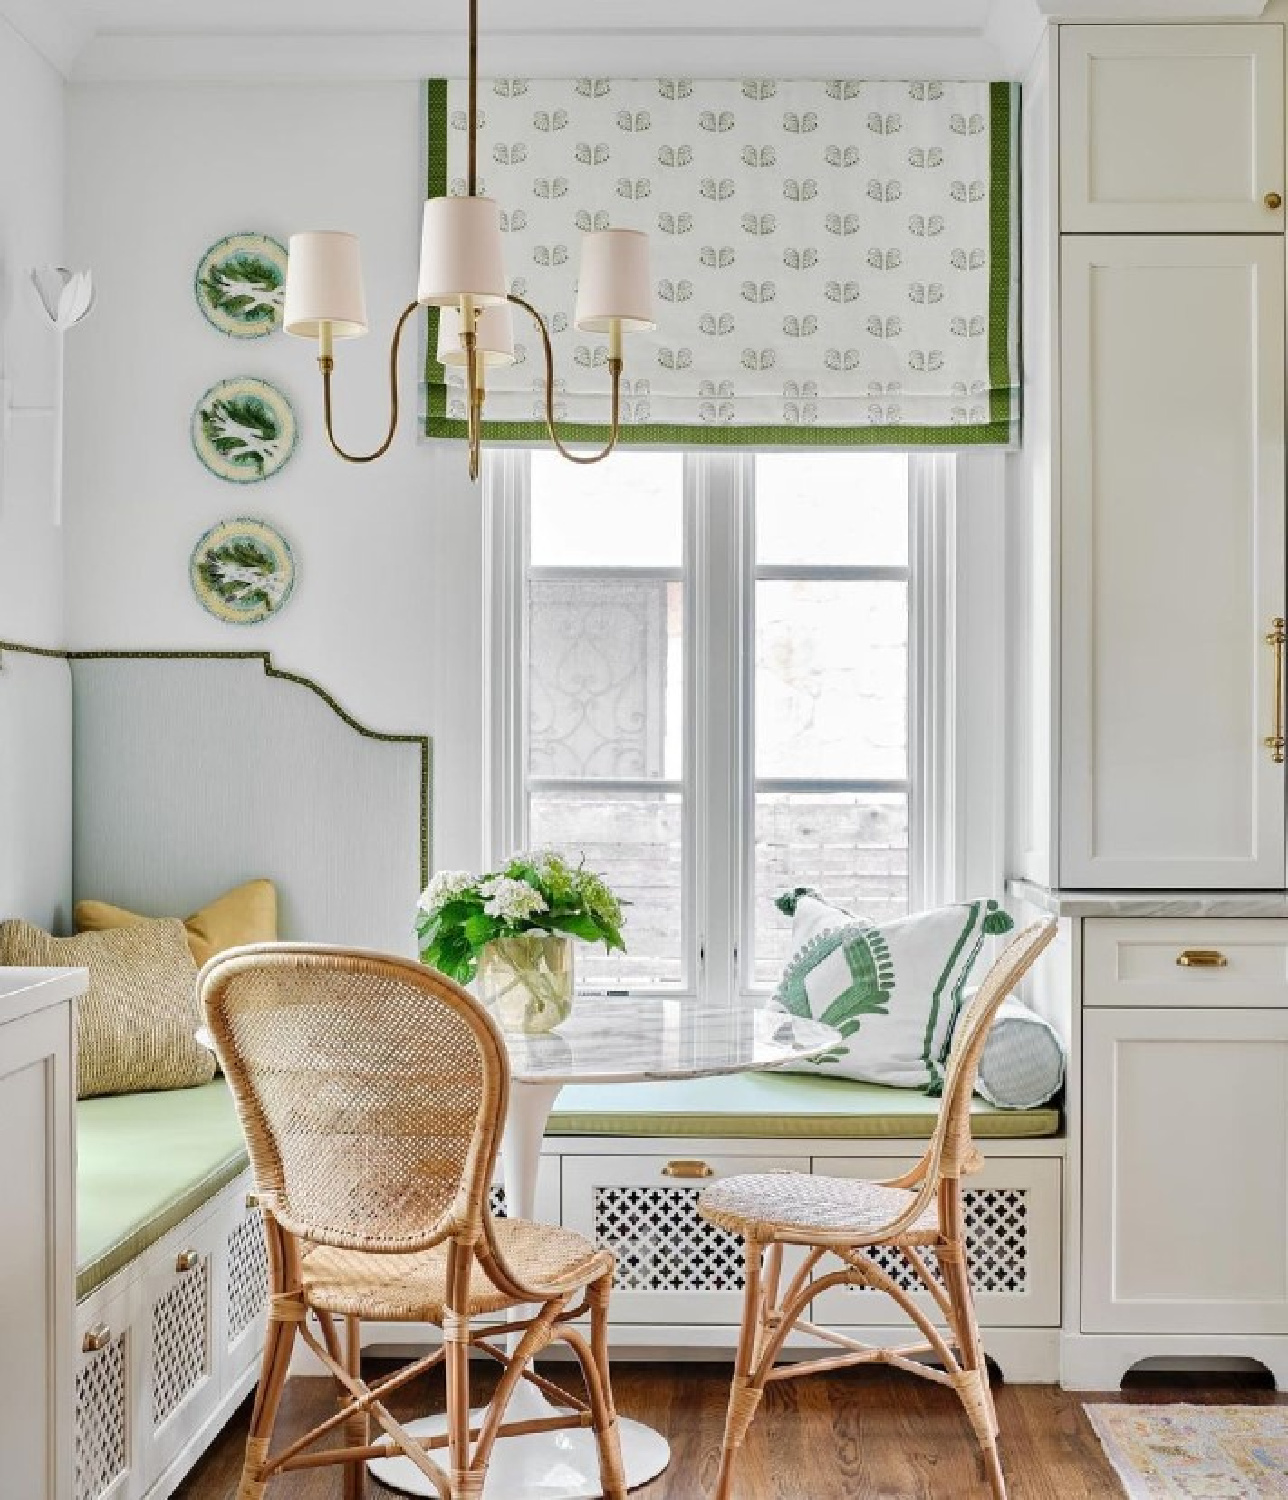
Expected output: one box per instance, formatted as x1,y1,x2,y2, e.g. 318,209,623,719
0,19,66,645
65,81,487,874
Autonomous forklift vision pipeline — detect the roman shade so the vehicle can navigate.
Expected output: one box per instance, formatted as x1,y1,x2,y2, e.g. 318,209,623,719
423,77,1019,448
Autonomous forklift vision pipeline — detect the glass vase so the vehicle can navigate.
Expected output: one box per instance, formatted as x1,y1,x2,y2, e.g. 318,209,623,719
477,932,574,1035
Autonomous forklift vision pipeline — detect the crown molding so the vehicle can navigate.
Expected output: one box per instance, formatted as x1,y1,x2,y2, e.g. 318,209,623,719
1,2,92,76
71,29,1017,83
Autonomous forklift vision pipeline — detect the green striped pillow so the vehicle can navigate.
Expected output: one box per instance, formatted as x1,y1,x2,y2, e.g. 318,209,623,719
770,894,1014,1091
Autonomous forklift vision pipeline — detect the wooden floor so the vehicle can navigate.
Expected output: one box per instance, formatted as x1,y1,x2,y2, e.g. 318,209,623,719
175,1361,1283,1499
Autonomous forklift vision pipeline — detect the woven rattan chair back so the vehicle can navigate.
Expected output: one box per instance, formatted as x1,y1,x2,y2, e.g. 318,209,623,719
201,943,509,1254
934,917,1058,1178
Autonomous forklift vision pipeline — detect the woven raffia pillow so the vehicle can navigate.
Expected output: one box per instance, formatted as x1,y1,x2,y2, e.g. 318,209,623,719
770,892,1015,1091
0,917,215,1099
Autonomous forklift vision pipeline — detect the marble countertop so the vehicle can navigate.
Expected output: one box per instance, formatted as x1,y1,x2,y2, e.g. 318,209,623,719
1008,878,1288,919
0,965,88,1025
502,996,839,1086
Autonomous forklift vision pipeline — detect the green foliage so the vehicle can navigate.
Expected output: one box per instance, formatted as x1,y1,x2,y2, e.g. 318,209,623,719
416,851,627,986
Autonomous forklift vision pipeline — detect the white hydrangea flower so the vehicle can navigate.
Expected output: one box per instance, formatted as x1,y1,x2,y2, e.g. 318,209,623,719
418,869,477,914
480,875,548,924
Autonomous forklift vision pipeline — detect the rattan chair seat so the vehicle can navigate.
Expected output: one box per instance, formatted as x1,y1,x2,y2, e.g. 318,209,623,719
299,1218,614,1321
700,1170,940,1244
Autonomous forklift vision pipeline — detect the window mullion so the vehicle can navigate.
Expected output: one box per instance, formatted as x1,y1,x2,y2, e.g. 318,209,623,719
690,451,750,1005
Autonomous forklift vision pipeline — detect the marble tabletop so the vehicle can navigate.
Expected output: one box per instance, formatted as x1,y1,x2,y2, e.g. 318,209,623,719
501,996,840,1087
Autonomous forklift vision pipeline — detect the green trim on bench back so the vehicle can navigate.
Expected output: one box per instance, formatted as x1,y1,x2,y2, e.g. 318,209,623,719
77,1081,248,1300
547,1072,1062,1140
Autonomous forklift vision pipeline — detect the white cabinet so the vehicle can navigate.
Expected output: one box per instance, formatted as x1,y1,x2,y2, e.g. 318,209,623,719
1082,1004,1288,1335
1060,235,1286,889
1061,24,1285,233
0,970,82,1500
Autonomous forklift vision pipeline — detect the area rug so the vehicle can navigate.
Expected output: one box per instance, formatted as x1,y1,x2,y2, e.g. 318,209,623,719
1085,1404,1288,1497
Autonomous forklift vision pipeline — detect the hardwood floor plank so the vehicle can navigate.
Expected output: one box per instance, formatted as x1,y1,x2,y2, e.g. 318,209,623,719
174,1362,1283,1498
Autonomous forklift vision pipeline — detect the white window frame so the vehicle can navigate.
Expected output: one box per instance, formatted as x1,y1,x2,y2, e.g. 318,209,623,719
483,448,1004,1003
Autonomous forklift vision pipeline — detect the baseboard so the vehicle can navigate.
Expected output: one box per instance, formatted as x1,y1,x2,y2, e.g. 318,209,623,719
1060,1333,1288,1391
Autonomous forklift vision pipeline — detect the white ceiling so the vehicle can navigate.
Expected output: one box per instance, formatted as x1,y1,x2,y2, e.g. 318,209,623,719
2,0,1272,81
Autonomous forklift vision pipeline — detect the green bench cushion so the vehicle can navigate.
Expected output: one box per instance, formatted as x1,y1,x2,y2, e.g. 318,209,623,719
547,1071,1062,1140
74,1071,1059,1300
77,1081,248,1299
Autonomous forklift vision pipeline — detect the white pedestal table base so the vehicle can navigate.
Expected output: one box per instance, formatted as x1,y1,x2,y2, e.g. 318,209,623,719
367,1384,670,1497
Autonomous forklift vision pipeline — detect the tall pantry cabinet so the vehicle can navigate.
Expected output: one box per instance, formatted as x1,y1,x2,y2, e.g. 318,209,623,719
1010,22,1288,1388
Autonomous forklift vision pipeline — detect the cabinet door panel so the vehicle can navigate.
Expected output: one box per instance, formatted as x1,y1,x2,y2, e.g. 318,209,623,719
1061,24,1285,232
1082,1007,1288,1334
1060,236,1285,889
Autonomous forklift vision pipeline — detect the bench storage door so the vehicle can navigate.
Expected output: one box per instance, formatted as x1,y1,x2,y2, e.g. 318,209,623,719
808,1156,1062,1329
560,1153,809,1324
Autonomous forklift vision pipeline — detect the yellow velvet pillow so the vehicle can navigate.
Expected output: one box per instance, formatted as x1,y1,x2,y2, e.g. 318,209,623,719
75,879,278,968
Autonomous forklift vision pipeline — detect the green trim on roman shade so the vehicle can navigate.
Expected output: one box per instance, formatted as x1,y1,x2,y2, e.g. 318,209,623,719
423,77,1020,449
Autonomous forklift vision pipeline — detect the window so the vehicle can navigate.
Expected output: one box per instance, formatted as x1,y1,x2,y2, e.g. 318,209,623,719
486,450,962,1001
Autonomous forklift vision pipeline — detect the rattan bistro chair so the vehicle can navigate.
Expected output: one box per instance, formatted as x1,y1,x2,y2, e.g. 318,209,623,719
200,943,627,1500
698,918,1058,1500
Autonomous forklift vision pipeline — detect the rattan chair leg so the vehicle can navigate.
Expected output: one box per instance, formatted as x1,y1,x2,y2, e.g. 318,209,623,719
571,1277,626,1500
713,1240,766,1500
236,1312,297,1500
938,1237,1005,1500
342,1315,368,1500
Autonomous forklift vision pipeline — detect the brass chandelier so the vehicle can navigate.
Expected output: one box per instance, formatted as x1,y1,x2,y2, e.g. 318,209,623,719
282,0,656,481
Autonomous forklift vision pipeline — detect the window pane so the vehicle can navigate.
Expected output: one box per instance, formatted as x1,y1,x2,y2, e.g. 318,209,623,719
755,580,907,781
529,788,683,989
530,451,684,568
529,580,683,780
755,453,908,568
753,791,909,986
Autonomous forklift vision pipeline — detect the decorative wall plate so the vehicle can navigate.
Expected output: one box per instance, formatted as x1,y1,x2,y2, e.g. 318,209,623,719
192,377,297,484
195,232,288,337
190,518,295,625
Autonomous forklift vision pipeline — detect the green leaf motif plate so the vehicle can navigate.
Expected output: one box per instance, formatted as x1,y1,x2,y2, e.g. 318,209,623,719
195,232,288,337
190,518,296,625
192,376,297,484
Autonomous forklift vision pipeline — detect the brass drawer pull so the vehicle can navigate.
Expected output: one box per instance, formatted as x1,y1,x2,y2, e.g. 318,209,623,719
1266,191,1283,210
1176,949,1229,969
1266,618,1285,765
81,1324,112,1354
175,1249,201,1273
662,1159,714,1180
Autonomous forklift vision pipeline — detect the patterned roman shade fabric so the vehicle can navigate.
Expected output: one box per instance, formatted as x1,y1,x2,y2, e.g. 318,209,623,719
423,77,1019,448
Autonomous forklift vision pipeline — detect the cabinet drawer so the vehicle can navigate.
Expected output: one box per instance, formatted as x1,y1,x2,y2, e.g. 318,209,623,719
809,1157,1061,1329
561,1153,808,1324
1085,919,1288,1008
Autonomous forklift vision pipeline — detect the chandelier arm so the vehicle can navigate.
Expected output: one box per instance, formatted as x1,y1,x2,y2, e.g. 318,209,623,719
507,293,623,467
319,299,419,465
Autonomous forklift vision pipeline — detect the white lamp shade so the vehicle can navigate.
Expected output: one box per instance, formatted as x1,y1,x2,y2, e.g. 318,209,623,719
283,231,368,339
575,229,655,334
436,303,517,368
417,196,508,307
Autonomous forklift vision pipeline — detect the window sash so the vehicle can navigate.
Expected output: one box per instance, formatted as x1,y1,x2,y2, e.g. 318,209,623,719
485,449,969,1005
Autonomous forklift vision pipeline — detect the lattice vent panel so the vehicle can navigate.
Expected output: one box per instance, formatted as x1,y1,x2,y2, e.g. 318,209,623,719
75,1332,127,1500
489,1184,507,1219
151,1260,211,1426
834,1188,1029,1298
227,1210,269,1345
593,1186,744,1292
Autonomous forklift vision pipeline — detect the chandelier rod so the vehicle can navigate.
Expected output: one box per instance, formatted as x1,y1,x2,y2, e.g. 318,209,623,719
468,0,479,197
